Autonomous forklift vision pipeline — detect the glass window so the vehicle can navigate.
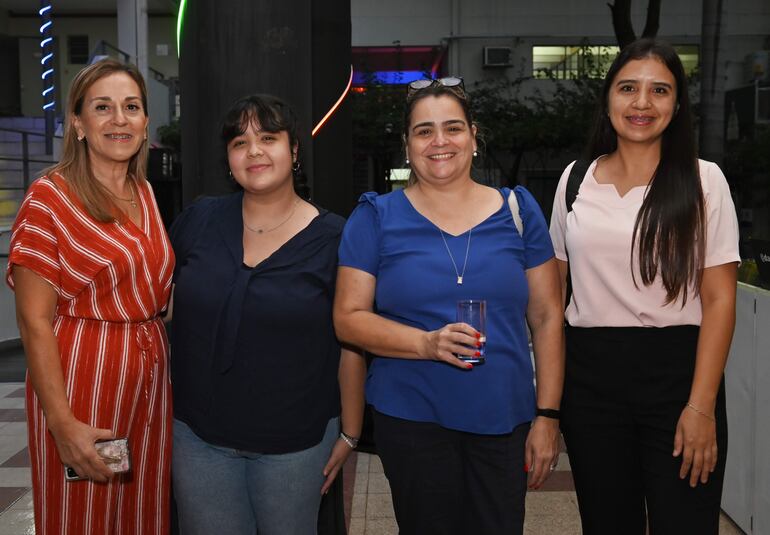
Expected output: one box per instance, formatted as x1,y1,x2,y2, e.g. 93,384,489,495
68,35,89,65
532,45,699,79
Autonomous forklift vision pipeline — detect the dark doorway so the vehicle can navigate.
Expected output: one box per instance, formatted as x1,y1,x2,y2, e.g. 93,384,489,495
0,35,21,116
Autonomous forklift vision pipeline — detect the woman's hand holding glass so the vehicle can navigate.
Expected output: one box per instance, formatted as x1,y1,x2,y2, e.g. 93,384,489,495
420,322,481,369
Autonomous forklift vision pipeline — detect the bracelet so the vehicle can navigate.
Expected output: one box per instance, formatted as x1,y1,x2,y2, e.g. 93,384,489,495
686,402,715,422
535,407,561,420
339,431,359,449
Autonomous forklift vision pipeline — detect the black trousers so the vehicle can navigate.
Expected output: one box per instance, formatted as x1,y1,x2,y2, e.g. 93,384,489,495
561,325,727,535
372,409,529,535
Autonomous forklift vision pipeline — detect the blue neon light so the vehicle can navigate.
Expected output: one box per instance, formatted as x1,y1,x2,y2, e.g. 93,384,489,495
352,70,429,86
39,2,54,114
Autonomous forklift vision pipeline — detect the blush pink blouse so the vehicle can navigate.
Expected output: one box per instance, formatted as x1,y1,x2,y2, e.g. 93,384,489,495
549,158,740,328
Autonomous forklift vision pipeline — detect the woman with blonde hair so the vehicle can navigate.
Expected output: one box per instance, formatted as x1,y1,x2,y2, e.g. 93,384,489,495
7,58,173,534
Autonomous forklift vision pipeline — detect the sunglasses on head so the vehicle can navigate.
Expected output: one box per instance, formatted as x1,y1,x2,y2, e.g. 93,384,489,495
406,77,466,98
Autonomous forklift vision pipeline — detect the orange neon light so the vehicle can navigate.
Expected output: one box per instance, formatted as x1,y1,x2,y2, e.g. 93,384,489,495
312,65,353,137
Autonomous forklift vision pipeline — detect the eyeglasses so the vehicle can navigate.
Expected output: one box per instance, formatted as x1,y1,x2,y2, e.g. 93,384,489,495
406,77,466,98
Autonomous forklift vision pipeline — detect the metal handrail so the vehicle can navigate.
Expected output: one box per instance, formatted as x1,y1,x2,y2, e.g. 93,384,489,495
0,126,63,139
0,127,59,195
90,40,132,64
89,40,173,88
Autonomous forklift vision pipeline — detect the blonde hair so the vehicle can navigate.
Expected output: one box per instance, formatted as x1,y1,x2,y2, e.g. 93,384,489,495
45,58,149,222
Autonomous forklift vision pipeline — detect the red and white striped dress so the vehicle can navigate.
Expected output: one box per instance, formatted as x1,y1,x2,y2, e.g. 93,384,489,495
6,174,174,535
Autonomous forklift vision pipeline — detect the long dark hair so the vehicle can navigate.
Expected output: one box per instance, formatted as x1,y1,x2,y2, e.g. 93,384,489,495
221,94,310,199
584,38,704,305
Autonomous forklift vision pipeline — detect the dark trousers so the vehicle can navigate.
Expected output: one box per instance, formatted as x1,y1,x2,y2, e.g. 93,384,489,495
561,325,727,535
372,409,529,535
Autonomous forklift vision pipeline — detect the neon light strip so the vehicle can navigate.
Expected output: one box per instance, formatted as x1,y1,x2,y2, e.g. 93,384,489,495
312,65,353,137
39,3,54,114
176,0,187,57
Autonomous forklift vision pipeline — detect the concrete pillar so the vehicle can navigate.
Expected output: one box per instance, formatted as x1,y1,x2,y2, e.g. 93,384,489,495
116,0,148,80
179,0,353,215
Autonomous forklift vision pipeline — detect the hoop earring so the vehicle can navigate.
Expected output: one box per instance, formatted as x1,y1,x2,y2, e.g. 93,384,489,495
292,160,301,173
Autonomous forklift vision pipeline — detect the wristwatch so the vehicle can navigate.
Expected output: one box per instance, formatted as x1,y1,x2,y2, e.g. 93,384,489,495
535,407,561,420
339,431,359,449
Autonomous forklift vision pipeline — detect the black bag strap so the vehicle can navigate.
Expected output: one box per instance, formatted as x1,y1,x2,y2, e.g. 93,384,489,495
563,158,590,313
566,158,590,213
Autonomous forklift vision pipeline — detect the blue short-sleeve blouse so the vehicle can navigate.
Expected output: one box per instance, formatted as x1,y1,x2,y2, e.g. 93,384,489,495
338,187,554,434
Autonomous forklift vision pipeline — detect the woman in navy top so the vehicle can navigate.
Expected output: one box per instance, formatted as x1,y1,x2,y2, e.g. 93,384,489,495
334,79,565,535
168,95,365,535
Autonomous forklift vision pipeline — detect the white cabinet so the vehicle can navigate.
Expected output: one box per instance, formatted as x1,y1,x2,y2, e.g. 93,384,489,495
722,283,770,534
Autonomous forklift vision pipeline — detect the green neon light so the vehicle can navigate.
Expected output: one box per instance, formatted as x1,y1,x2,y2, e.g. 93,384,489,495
176,0,187,57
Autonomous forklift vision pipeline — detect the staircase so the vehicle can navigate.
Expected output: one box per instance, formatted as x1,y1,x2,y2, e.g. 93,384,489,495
0,117,59,230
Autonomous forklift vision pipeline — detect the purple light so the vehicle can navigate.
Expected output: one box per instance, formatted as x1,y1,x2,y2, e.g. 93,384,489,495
353,70,429,86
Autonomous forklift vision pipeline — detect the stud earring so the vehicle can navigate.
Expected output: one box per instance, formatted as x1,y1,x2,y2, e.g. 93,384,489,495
77,135,84,141
473,150,478,157
405,155,410,165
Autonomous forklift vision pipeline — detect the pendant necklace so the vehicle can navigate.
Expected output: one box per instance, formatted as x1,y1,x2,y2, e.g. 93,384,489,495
243,198,300,234
106,180,137,208
438,227,472,285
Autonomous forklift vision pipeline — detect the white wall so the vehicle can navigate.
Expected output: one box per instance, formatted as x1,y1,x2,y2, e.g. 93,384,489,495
352,0,770,90
8,15,177,118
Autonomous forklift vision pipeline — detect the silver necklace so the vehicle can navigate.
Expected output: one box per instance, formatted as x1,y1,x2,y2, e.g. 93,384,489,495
438,227,472,285
243,198,300,234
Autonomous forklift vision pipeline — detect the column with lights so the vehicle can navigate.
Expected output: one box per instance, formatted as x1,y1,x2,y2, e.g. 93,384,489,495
39,0,55,154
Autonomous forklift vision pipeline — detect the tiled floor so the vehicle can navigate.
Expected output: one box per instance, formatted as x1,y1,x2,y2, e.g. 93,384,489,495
0,381,747,534
0,383,33,535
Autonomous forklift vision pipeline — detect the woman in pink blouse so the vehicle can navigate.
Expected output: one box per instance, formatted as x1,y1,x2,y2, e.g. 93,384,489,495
549,39,739,535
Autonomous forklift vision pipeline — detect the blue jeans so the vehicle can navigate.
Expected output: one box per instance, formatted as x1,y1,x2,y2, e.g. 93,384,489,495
172,417,339,535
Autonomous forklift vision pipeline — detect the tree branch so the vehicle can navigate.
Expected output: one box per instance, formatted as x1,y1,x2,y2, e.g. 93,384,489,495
607,0,637,49
642,0,661,38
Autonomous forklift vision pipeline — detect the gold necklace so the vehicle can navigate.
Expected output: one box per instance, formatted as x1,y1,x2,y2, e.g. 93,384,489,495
243,198,301,234
105,180,137,208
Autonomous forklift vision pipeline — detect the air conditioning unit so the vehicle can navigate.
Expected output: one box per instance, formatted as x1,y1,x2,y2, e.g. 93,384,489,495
483,46,512,68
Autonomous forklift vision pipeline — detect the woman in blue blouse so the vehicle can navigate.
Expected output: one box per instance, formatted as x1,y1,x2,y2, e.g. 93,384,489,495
334,79,565,535
168,94,365,535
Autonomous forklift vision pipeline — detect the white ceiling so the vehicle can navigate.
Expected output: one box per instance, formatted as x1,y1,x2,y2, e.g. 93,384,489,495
3,0,178,16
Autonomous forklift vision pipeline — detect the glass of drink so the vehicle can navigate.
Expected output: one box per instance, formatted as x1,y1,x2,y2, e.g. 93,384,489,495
456,299,486,364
